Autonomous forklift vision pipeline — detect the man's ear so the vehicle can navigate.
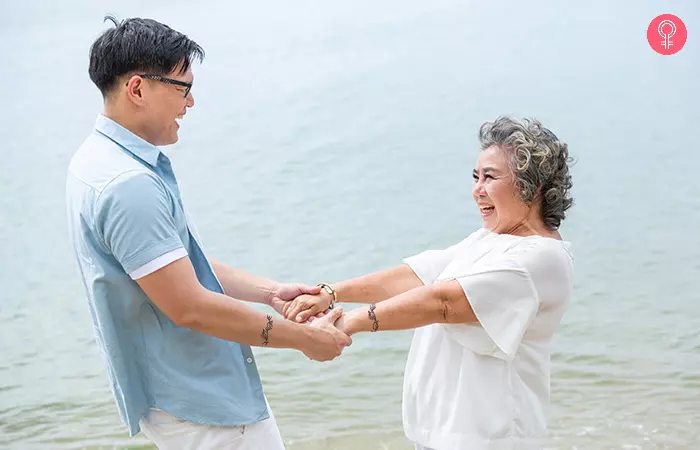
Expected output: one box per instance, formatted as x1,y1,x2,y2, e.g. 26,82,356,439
124,75,147,105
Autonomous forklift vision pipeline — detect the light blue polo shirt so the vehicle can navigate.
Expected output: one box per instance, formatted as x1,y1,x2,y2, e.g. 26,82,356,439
66,115,268,436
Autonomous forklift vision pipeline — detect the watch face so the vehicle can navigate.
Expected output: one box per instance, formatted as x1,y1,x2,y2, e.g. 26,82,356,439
323,286,333,294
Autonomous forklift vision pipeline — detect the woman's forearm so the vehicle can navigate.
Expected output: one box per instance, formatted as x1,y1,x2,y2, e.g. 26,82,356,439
339,280,477,335
284,265,425,323
332,265,424,304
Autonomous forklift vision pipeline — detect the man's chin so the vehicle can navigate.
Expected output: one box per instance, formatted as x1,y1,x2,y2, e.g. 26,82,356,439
161,134,179,146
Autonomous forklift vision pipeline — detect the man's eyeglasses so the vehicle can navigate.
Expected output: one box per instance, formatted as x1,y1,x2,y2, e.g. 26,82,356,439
127,74,193,97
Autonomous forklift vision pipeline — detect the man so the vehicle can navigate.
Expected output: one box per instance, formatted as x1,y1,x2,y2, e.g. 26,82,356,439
66,16,350,449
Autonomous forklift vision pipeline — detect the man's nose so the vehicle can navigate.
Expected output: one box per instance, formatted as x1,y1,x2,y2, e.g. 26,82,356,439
186,92,195,108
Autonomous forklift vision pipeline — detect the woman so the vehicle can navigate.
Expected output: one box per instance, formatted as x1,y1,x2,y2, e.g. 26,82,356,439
285,117,574,449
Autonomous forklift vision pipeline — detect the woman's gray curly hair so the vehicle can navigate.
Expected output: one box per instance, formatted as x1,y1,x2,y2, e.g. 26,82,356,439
478,117,574,229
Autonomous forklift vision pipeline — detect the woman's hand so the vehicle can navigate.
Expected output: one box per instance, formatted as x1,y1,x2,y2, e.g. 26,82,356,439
283,292,333,323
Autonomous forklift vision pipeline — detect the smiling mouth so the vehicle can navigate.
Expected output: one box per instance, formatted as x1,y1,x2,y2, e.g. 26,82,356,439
479,205,495,216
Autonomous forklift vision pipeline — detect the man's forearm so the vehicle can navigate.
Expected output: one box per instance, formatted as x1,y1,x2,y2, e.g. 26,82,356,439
180,287,312,350
210,259,277,304
341,281,477,335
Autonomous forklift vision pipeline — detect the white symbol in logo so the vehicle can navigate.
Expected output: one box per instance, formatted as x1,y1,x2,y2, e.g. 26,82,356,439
658,19,677,49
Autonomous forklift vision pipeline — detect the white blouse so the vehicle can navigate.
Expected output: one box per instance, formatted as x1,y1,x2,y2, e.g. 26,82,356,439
402,228,574,450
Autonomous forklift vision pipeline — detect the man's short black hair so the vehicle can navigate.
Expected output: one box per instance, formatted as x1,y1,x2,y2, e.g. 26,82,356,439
89,15,205,96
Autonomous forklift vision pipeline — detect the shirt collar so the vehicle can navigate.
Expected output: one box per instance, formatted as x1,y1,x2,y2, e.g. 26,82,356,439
94,115,161,167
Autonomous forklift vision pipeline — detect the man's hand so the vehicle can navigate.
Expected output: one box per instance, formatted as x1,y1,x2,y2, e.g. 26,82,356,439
268,283,322,317
283,292,333,323
302,307,352,361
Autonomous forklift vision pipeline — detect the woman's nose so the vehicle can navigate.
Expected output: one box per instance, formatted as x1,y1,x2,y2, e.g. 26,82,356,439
473,179,485,198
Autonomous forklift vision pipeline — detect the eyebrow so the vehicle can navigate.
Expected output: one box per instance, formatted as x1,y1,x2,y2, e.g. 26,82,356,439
473,167,501,176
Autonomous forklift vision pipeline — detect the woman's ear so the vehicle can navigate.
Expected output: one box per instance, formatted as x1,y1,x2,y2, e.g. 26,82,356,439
533,185,543,201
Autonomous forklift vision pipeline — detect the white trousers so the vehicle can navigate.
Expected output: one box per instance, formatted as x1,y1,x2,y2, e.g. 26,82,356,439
139,405,285,450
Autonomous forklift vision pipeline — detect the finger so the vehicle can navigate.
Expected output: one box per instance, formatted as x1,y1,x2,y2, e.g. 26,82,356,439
286,298,308,321
322,306,343,324
298,284,322,295
335,334,352,356
296,303,322,323
283,300,297,320
282,301,291,317
317,306,343,326
338,333,352,348
316,312,325,318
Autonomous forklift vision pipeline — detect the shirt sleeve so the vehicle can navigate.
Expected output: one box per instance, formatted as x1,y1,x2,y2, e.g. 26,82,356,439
94,171,187,279
402,229,489,285
445,241,543,360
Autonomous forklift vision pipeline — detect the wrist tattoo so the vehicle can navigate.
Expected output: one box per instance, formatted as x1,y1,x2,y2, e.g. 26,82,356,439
368,304,379,332
261,315,273,346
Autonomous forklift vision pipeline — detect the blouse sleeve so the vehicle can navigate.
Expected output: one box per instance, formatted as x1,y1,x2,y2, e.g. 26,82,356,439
402,229,489,285
444,239,566,361
454,257,538,359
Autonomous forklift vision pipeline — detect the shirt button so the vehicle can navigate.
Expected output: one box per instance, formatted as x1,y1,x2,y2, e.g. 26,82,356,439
246,357,253,364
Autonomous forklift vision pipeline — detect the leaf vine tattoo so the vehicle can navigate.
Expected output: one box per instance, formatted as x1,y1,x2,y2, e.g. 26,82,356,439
261,315,273,346
368,304,379,332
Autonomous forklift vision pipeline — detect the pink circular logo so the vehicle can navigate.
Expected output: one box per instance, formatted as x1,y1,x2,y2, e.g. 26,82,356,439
647,14,687,55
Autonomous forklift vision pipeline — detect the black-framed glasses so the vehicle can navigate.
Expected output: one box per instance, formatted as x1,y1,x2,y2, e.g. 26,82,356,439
127,74,193,97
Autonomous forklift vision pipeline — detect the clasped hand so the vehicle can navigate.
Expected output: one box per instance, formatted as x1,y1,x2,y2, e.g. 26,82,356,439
275,284,349,361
